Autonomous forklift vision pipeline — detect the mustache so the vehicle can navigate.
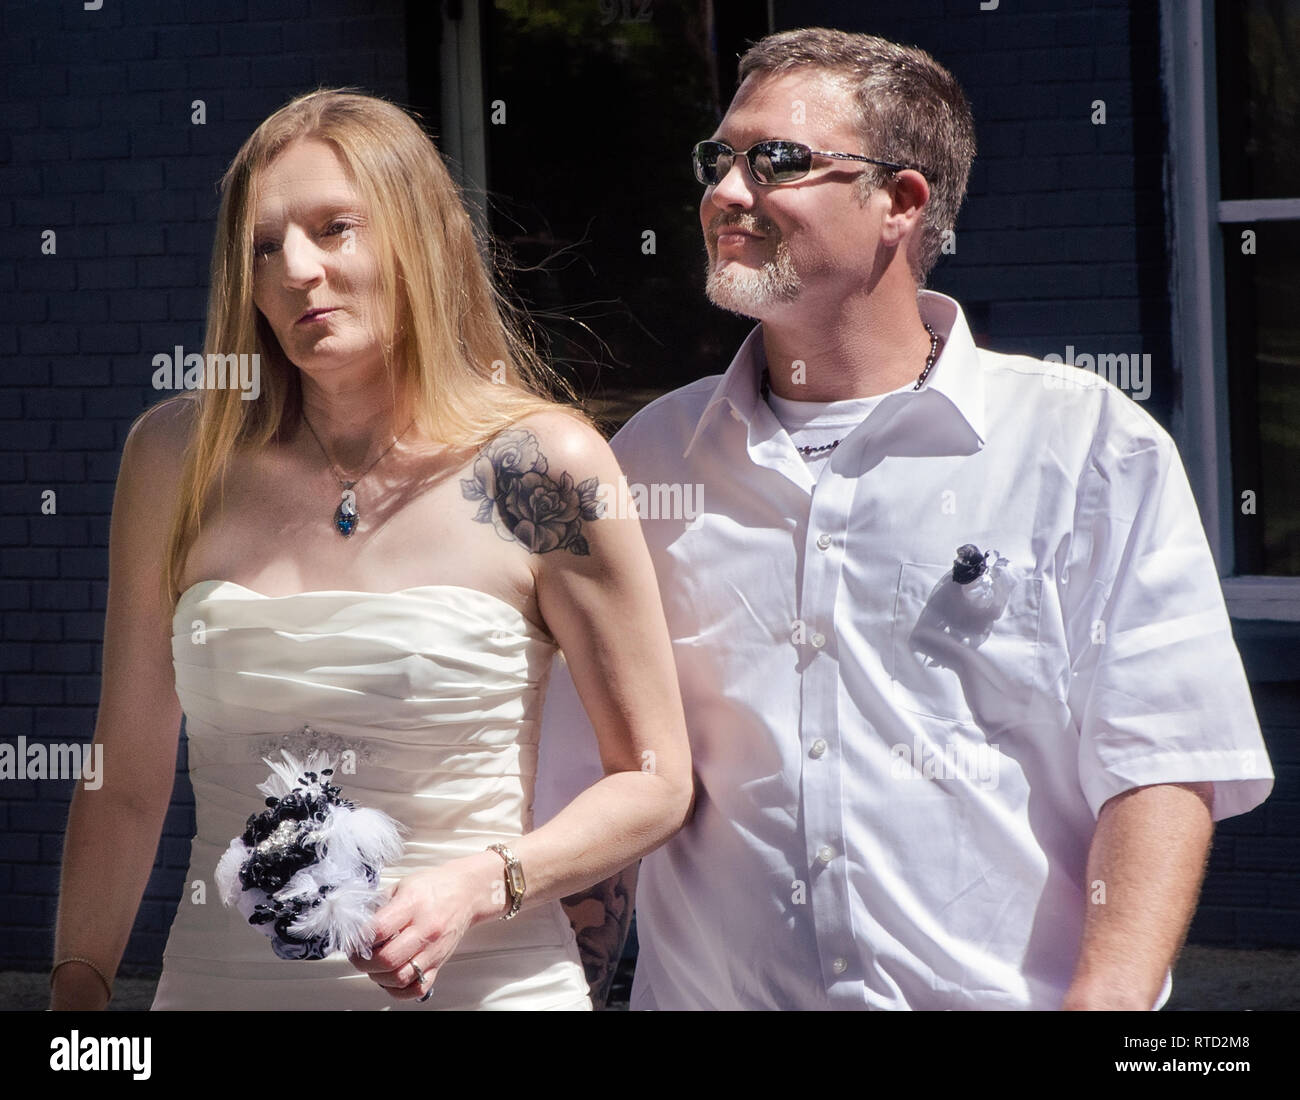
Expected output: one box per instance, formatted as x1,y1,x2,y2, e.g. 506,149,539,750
707,213,777,240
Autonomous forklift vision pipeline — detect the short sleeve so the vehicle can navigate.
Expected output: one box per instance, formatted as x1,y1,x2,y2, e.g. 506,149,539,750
1065,420,1273,821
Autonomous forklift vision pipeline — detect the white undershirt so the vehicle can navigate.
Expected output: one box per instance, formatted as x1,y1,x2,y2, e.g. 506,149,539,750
765,388,895,479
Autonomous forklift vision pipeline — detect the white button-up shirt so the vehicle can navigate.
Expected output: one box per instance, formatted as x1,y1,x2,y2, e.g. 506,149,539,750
536,290,1273,1010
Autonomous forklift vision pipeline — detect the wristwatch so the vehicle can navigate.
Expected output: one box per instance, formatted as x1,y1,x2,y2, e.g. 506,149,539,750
487,843,525,920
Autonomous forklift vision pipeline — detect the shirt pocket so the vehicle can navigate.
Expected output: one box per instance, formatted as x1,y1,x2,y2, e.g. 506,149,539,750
888,560,1043,728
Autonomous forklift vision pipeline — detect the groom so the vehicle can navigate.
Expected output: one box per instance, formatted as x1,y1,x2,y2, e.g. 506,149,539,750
539,27,1272,1009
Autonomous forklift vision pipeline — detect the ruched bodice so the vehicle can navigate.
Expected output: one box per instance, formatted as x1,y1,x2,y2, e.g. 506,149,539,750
152,580,591,1011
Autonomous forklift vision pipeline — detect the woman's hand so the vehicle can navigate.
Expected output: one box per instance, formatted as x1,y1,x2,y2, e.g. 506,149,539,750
347,851,504,1001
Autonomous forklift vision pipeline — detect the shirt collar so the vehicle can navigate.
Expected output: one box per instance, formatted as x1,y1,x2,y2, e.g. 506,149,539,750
683,290,985,460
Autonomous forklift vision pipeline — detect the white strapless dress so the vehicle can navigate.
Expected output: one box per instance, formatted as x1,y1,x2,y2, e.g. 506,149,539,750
151,580,591,1011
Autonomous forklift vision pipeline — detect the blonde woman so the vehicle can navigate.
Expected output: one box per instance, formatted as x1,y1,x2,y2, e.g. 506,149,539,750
50,89,692,1010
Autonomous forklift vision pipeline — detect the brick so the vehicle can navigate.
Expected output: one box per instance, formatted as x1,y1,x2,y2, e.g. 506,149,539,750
85,452,124,483
250,56,314,89
17,262,76,293
168,287,207,321
2,612,61,641
50,357,114,388
0,517,28,546
30,519,92,548
0,643,33,671
77,323,140,353
103,160,164,193
1198,870,1270,907
156,26,222,56
0,582,33,610
0,895,57,926
11,132,71,160
1185,906,1236,944
111,290,171,322
76,259,136,290
1267,875,1300,909
0,832,40,861
73,65,128,97
145,191,194,222
127,61,194,93
161,156,226,191
7,863,56,899
74,194,134,225
48,294,108,324
23,389,82,418
1231,837,1300,872
8,800,72,831
219,24,284,54
137,256,200,287
0,422,54,451
163,222,213,255
70,129,132,160
1236,910,1300,949
129,127,191,159
25,452,86,482
90,94,161,128
40,99,101,131
64,674,102,705
18,326,77,356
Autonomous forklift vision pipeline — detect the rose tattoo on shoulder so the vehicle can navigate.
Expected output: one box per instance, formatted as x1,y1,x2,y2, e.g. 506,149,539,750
460,428,605,555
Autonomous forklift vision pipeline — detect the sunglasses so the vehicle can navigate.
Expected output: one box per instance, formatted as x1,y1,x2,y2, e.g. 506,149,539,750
692,139,912,187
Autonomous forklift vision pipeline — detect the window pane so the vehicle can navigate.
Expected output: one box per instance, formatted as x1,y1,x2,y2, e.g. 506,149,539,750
1216,0,1300,200
482,0,759,425
1224,220,1300,575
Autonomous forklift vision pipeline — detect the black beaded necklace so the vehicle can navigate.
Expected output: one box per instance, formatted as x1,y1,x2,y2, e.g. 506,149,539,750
760,321,940,456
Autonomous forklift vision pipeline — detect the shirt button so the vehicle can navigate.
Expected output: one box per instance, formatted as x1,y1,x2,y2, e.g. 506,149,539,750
832,957,848,975
816,533,832,550
810,739,827,758
810,632,826,649
816,845,835,864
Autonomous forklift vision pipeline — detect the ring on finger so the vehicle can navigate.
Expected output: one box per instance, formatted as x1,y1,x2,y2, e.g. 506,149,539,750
410,961,426,986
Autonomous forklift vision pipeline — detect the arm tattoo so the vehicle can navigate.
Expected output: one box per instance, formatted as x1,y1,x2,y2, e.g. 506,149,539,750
560,862,639,1009
460,428,605,555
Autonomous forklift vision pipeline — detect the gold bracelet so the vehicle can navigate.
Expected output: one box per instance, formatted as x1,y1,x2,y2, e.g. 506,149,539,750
50,956,113,1000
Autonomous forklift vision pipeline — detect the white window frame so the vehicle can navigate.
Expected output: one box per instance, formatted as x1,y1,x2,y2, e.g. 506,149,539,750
1161,0,1300,620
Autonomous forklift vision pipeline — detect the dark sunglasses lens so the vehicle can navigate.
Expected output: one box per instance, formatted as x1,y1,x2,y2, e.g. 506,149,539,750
751,141,810,183
694,142,731,185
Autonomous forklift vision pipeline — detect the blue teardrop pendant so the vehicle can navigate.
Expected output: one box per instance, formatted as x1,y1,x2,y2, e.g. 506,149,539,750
334,487,358,538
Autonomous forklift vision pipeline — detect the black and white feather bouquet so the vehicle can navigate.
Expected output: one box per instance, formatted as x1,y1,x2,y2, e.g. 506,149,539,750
215,749,405,961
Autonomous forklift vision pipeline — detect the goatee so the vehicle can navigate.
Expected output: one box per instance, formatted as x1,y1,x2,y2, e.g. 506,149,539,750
704,239,802,318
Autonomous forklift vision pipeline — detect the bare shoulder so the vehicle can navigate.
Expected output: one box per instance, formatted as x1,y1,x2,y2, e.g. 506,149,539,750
122,394,199,477
113,396,200,575
459,409,618,558
494,408,614,473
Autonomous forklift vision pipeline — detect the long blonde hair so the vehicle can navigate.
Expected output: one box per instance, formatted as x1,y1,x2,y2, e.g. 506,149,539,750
162,88,580,608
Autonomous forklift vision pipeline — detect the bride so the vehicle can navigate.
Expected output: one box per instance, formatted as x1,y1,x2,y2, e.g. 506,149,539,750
49,89,692,1010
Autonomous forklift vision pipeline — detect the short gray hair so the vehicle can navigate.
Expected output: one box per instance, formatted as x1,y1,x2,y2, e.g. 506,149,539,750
738,28,976,284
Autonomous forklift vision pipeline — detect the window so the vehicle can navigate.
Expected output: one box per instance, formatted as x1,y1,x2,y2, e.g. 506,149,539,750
1163,0,1300,618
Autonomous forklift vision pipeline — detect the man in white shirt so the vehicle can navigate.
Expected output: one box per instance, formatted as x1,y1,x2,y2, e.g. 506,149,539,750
540,27,1273,1010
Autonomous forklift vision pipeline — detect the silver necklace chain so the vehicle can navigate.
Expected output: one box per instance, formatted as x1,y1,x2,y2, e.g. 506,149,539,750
300,412,416,538
761,321,940,456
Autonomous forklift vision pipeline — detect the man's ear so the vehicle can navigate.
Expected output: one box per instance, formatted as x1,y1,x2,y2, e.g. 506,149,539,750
879,169,929,248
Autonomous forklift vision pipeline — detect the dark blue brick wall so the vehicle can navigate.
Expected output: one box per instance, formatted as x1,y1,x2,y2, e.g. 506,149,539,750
0,0,406,973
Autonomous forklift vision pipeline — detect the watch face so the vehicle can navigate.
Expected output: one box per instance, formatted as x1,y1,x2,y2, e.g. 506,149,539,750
506,866,526,894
